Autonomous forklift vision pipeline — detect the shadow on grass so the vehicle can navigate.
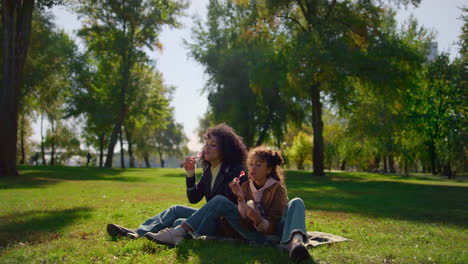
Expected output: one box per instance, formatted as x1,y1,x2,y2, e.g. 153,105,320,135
286,171,468,228
174,239,316,264
0,166,145,189
0,206,93,247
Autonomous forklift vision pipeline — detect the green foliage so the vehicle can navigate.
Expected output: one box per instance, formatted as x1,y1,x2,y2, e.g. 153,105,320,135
322,109,345,171
188,0,298,148
74,0,189,167
407,53,467,175
127,65,188,167
285,131,312,170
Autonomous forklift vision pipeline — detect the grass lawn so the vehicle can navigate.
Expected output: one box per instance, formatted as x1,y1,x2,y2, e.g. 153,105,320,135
0,166,467,263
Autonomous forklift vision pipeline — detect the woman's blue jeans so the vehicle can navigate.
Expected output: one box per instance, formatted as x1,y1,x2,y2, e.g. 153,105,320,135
135,205,197,237
184,195,309,245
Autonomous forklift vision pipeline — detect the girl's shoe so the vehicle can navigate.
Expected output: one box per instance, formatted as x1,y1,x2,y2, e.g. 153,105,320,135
289,238,311,262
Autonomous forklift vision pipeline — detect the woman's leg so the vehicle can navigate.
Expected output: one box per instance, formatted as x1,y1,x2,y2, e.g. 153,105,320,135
135,205,197,237
280,198,308,244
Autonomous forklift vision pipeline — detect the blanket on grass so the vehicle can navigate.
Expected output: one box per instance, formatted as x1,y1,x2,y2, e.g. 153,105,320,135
197,231,350,250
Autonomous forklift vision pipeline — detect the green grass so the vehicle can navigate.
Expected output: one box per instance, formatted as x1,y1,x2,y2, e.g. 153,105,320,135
0,166,467,264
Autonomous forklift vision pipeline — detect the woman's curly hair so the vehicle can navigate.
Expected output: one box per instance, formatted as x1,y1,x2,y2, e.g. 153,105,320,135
200,123,247,169
248,146,285,185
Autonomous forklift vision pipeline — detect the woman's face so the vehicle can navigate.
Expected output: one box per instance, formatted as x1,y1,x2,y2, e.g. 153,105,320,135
248,154,272,186
203,135,222,164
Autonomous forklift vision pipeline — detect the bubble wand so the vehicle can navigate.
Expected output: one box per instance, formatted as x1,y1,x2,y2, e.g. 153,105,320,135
233,171,246,183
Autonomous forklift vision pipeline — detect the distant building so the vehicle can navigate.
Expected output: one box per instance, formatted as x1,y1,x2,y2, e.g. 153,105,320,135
427,42,438,61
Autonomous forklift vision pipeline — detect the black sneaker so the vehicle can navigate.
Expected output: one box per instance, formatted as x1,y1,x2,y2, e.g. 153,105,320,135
289,238,311,262
106,224,138,239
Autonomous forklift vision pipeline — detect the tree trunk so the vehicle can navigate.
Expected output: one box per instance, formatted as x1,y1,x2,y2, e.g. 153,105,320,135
442,164,452,178
297,158,304,170
99,134,104,168
374,156,381,171
119,127,125,169
383,155,388,173
50,120,56,165
104,23,133,168
429,142,437,175
105,91,127,168
388,153,395,173
311,83,325,176
255,108,272,147
255,124,270,147
0,0,35,176
19,114,25,164
158,151,165,168
125,127,135,168
144,155,151,168
40,113,46,165
340,160,346,171
404,158,409,176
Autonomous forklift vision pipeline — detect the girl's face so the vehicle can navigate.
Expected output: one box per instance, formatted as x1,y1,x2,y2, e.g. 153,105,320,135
203,135,222,163
248,154,272,186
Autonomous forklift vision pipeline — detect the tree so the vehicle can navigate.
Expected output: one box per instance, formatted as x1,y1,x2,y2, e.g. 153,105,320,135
75,0,188,168
188,0,300,148
1,0,64,176
259,0,422,176
153,117,188,168
66,51,117,168
1,1,76,175
413,54,466,176
125,64,178,168
43,121,82,165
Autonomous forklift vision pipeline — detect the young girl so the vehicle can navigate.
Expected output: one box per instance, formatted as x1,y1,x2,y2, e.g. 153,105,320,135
145,146,311,262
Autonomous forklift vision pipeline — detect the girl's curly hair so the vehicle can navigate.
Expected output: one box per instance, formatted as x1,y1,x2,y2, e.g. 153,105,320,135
248,146,285,185
200,123,247,169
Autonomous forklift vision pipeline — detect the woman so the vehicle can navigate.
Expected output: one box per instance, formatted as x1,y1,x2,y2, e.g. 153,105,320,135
106,123,248,239
145,147,311,262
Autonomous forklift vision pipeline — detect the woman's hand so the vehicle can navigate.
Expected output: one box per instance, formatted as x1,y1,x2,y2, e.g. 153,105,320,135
246,203,263,226
229,180,244,201
183,156,196,171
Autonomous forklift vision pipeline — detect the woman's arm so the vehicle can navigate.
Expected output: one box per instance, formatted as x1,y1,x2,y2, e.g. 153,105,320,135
186,174,206,204
184,156,206,204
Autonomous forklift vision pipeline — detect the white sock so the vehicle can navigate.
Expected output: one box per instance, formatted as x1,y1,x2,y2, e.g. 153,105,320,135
173,225,187,236
292,233,304,242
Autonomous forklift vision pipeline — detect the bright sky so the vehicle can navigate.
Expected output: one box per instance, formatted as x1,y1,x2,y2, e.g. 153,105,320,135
33,0,465,152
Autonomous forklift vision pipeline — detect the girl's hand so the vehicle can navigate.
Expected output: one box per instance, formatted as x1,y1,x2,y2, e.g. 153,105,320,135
246,203,263,225
229,180,244,201
183,156,196,171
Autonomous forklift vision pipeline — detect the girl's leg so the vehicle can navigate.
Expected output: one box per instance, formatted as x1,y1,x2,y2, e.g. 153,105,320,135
279,198,311,262
280,198,308,244
135,205,197,237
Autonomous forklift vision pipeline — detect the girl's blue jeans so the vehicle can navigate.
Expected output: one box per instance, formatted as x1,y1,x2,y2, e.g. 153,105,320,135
184,195,309,245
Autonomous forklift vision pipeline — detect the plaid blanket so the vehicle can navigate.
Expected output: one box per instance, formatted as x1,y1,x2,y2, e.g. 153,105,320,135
196,231,350,249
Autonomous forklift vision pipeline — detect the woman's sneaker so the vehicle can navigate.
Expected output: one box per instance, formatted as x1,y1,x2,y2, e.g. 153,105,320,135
289,237,311,262
144,228,185,246
106,224,139,239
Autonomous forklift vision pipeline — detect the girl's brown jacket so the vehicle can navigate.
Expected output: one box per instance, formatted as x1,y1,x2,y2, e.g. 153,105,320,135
240,180,289,235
